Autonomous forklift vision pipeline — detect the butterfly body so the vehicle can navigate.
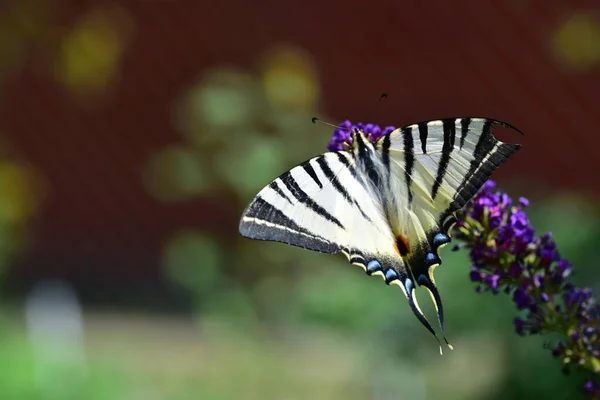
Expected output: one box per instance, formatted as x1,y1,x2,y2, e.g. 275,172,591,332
239,117,521,351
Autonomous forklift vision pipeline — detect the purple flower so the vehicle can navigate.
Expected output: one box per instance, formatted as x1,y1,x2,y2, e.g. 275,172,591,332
470,266,483,282
326,120,396,151
327,121,600,398
453,170,600,397
552,259,572,284
508,263,522,279
513,287,533,310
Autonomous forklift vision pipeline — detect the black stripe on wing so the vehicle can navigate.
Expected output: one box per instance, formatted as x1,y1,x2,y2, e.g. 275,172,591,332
268,181,293,205
418,122,428,153
353,130,382,188
402,127,415,205
381,133,392,185
301,160,323,189
334,152,359,179
280,170,346,230
239,197,339,253
431,119,456,200
459,117,471,149
315,156,373,223
451,119,521,211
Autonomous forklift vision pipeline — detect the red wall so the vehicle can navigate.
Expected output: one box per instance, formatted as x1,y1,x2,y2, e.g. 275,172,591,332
2,0,599,287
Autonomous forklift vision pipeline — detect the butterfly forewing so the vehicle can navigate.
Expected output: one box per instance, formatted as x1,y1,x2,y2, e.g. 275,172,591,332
239,152,395,260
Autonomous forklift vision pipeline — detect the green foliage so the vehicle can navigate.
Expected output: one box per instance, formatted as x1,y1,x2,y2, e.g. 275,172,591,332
216,135,288,199
289,260,409,333
204,282,259,324
2,194,598,399
0,328,129,399
163,230,222,296
528,194,600,285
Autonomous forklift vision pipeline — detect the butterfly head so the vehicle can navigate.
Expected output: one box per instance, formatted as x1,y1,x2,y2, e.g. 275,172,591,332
328,126,376,152
344,128,371,152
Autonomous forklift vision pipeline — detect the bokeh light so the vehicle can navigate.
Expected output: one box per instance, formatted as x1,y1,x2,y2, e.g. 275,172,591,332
54,4,133,98
174,68,266,148
143,145,211,202
552,12,600,71
0,160,40,224
0,137,42,278
162,230,222,296
259,45,320,112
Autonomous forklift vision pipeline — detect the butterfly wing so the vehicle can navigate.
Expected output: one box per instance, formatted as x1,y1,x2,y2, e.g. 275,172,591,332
239,150,433,329
378,117,521,338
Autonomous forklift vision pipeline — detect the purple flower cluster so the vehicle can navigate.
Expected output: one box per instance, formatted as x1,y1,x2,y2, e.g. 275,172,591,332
327,120,395,151
456,180,600,398
327,121,600,398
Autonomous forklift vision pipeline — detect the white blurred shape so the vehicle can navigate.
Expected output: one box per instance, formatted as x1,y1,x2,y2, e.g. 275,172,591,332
25,279,87,390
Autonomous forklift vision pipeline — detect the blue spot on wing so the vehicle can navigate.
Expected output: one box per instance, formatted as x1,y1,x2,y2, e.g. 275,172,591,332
433,232,451,248
425,252,441,267
367,260,382,275
384,268,399,284
405,278,414,293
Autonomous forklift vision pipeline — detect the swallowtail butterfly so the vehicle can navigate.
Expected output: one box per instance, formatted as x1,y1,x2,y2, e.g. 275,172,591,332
239,117,521,352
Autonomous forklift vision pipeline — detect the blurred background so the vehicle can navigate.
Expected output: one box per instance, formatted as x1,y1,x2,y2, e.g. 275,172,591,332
0,0,599,399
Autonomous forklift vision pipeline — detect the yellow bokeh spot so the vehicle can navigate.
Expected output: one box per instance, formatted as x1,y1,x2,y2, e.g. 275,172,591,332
0,0,49,60
552,13,600,71
56,5,133,95
0,161,40,223
259,45,319,111
591,356,600,373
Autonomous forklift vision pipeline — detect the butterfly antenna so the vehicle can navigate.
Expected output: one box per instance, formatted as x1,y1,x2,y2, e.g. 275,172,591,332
313,92,388,131
363,92,389,123
311,117,345,129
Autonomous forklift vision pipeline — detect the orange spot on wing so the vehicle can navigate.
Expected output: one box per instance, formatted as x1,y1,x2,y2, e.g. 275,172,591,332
394,234,411,256
392,241,400,256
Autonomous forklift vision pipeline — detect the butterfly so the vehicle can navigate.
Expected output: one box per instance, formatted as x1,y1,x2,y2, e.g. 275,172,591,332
239,117,521,352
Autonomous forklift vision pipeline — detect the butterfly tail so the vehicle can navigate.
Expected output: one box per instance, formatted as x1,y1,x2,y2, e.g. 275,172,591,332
407,235,454,351
417,274,453,350
396,275,444,355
